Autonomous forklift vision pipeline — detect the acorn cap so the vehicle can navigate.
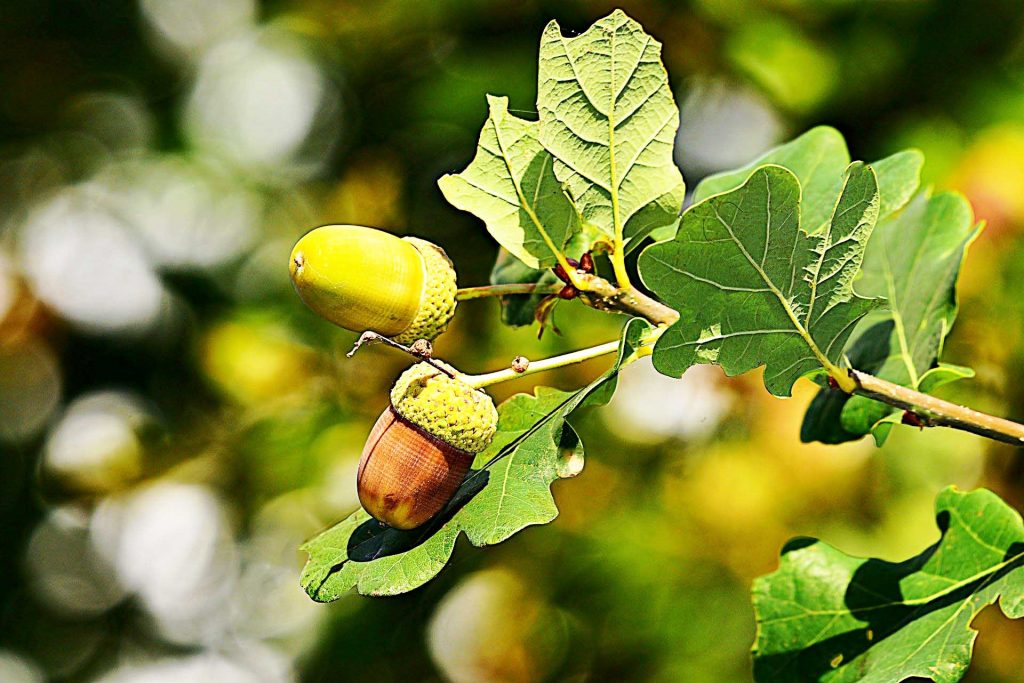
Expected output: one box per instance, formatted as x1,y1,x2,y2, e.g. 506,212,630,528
390,361,498,454
289,225,457,342
394,237,457,344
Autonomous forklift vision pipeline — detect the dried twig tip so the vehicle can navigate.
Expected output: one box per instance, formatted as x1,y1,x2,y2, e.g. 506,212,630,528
347,331,386,357
346,333,451,376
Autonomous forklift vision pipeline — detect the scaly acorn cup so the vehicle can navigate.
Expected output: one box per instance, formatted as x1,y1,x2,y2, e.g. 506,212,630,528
357,361,499,529
289,225,457,344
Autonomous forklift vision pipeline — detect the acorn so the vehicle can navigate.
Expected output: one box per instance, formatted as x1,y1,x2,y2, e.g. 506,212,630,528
289,225,457,344
358,361,499,529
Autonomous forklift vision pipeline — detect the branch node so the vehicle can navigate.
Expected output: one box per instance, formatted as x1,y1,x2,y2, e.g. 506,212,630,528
346,332,454,377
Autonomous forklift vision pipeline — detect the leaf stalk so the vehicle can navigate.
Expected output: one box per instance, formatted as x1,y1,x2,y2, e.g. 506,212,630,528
461,340,623,389
610,249,632,289
461,326,664,390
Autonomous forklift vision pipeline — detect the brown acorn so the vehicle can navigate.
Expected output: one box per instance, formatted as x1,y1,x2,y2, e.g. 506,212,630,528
357,361,499,530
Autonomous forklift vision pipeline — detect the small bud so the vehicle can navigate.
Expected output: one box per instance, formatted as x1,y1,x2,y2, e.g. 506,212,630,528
410,338,433,358
512,356,529,373
553,258,582,285
902,411,927,429
580,252,595,273
558,284,578,300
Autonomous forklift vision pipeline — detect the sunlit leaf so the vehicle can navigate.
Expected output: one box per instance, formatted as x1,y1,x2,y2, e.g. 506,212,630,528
693,127,922,234
753,487,1024,683
801,191,981,445
439,95,579,269
537,10,685,253
872,150,925,219
300,318,651,598
639,163,880,397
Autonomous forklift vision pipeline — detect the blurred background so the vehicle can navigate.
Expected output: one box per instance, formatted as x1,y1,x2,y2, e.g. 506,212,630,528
2,0,1024,681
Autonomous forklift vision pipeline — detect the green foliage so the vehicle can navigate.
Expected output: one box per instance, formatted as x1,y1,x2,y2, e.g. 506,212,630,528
803,191,982,444
693,127,923,232
440,10,683,266
752,487,1024,683
300,318,650,598
489,248,560,327
536,10,685,252
438,96,579,269
639,163,880,397
323,8,1016,682
675,124,975,443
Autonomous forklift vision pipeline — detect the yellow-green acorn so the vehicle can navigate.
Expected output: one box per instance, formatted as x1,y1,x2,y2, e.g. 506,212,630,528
289,225,457,344
357,361,499,529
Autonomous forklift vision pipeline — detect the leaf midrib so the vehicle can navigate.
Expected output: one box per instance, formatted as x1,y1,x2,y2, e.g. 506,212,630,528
490,105,566,264
555,20,660,247
708,176,836,375
760,546,1024,626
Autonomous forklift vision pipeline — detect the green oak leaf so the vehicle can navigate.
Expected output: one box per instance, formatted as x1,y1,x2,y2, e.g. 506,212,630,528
639,162,881,397
873,151,927,219
300,318,651,598
537,10,685,253
753,487,1024,683
919,363,975,394
693,127,922,234
801,191,981,445
439,94,579,269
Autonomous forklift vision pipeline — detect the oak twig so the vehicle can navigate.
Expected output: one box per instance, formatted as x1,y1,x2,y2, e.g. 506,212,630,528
568,274,1024,447
849,370,1024,446
452,268,1024,448
346,332,455,377
575,273,680,327
461,340,623,389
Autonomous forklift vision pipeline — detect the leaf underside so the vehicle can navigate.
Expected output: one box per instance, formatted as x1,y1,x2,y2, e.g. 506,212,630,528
753,487,1024,683
537,10,685,253
488,248,561,327
300,318,651,598
801,190,981,445
639,162,881,397
438,95,579,269
441,9,686,289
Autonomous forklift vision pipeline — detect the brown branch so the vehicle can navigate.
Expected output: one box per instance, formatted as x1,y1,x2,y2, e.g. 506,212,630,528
849,370,1024,447
576,273,680,326
571,274,1024,448
463,270,1024,447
